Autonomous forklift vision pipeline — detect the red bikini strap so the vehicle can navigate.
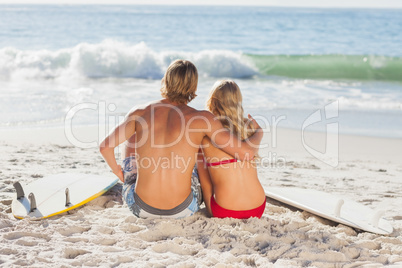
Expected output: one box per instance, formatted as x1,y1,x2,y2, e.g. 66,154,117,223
206,158,237,167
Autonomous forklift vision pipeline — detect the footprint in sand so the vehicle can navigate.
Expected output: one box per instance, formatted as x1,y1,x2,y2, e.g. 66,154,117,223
0,199,12,206
3,231,50,242
152,242,198,256
63,248,90,259
16,238,39,247
63,237,89,243
93,237,117,246
58,226,91,237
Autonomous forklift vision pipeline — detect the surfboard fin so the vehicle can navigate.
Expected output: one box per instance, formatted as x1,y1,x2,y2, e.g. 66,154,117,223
371,210,385,228
13,182,25,200
65,188,72,207
28,193,37,212
334,199,344,218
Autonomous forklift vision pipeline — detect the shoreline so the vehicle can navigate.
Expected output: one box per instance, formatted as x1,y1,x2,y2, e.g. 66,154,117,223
1,124,401,162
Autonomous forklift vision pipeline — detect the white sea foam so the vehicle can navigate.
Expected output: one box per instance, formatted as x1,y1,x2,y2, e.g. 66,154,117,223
0,40,257,80
1,41,401,137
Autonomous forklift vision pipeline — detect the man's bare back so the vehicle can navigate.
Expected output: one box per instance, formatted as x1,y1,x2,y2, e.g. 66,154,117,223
129,99,209,209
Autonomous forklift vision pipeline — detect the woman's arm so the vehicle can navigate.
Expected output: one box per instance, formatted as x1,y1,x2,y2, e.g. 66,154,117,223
196,146,213,217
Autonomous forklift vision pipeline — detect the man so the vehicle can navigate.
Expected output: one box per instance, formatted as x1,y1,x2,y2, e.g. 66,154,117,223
100,59,262,219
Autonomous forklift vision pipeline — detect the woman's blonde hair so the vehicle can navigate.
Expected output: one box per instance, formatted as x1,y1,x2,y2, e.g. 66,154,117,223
206,80,255,140
161,59,198,104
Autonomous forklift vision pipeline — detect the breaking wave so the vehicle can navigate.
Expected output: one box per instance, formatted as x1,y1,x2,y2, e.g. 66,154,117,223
1,40,401,82
0,40,257,80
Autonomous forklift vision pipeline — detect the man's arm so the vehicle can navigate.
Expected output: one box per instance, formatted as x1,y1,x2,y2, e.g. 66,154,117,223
202,111,263,161
99,111,137,181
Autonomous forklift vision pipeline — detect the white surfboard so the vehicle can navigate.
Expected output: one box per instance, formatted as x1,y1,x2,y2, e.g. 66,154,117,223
265,187,393,235
12,173,119,220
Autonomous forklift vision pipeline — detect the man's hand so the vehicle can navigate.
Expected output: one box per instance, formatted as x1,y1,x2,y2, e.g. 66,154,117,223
113,165,124,182
248,114,261,130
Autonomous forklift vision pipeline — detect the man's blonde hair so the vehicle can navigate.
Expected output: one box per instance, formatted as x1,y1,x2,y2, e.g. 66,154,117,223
160,60,198,104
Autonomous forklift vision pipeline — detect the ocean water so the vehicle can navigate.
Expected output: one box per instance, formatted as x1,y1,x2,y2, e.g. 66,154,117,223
1,5,401,138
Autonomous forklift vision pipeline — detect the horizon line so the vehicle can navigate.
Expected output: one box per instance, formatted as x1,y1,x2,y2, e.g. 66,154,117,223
1,3,402,9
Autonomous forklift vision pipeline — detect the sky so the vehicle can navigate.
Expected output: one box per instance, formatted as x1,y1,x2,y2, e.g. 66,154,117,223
1,0,402,8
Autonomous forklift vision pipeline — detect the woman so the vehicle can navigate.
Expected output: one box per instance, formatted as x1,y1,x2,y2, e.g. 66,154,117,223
197,80,266,219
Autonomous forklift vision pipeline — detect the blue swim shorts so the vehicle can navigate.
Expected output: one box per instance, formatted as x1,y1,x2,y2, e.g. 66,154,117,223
121,156,202,219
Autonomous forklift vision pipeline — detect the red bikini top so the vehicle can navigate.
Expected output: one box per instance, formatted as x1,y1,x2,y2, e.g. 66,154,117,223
198,148,238,167
205,158,238,167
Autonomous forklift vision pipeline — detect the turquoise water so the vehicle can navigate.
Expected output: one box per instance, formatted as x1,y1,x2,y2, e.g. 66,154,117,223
247,54,402,82
0,5,401,137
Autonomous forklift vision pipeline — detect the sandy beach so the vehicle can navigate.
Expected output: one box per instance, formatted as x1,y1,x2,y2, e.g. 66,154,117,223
1,126,401,267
